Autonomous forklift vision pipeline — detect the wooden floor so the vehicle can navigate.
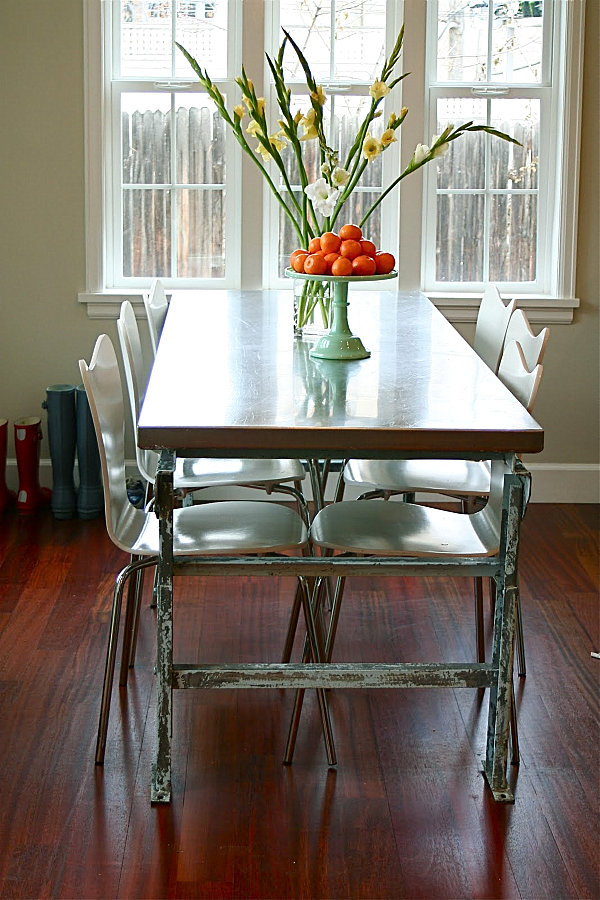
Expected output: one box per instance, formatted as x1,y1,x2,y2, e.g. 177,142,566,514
0,503,597,899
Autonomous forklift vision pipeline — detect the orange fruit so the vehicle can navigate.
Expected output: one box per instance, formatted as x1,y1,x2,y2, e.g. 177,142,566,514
360,240,377,258
323,252,341,273
320,231,342,254
308,236,322,254
304,253,328,276
339,239,363,260
339,224,362,242
291,251,309,273
331,256,353,277
352,254,377,276
374,251,396,274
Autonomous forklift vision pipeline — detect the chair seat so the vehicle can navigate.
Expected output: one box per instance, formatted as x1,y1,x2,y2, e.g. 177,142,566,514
311,499,500,557
174,457,306,490
114,499,309,557
343,458,491,498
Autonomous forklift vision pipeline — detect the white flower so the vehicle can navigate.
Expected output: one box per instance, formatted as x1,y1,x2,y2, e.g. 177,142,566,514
304,178,340,217
413,143,430,165
331,166,351,187
431,135,450,158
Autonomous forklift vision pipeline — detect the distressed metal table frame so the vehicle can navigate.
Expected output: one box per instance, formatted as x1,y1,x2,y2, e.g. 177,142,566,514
138,291,543,805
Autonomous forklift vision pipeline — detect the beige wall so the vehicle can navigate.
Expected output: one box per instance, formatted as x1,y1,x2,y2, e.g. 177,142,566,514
0,2,598,498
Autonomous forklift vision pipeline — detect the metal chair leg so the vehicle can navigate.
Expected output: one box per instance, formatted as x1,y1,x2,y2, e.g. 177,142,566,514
514,590,526,677
96,557,157,764
475,577,485,663
95,567,129,764
510,679,520,765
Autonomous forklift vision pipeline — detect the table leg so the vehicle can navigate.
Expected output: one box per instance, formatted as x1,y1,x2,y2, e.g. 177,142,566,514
484,465,524,802
151,450,175,804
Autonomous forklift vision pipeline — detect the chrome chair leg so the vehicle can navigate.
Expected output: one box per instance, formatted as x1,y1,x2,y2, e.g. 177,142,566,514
96,556,157,765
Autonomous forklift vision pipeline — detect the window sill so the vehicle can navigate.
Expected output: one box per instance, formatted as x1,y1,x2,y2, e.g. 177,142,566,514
428,293,580,325
78,290,580,325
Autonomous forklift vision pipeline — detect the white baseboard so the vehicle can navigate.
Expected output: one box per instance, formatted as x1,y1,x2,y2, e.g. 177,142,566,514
4,460,598,505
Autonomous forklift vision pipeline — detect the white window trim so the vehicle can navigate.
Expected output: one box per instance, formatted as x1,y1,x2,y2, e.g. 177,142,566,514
80,0,583,323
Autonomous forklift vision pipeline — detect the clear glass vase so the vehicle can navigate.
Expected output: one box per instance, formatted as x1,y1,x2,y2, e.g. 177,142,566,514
293,278,332,338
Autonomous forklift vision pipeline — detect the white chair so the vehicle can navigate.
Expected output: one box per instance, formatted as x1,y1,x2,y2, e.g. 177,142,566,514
80,334,334,765
118,300,307,504
143,278,168,356
473,283,517,373
503,308,550,372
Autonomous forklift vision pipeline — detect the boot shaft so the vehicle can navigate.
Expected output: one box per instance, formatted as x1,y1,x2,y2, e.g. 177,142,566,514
43,384,77,519
14,417,51,514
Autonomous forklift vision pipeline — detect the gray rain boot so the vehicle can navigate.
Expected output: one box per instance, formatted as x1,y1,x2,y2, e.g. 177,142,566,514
76,383,104,519
43,384,77,520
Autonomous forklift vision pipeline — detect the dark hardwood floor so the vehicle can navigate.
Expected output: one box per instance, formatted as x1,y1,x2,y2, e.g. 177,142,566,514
0,503,598,899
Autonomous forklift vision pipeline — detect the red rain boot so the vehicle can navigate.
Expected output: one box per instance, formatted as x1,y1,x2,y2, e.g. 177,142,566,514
14,417,52,514
0,418,16,514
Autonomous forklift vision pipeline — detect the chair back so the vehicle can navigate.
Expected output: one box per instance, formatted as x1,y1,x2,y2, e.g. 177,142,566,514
498,339,543,412
143,278,168,356
504,309,549,371
473,284,517,373
79,335,146,552
117,300,158,484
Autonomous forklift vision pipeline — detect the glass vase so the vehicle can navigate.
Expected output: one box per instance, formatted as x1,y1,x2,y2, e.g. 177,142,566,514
293,278,332,338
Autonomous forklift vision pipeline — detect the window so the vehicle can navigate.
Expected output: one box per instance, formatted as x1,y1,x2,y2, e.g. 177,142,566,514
82,0,584,316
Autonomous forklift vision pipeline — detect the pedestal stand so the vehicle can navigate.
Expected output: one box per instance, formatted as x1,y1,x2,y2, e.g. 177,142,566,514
285,269,397,361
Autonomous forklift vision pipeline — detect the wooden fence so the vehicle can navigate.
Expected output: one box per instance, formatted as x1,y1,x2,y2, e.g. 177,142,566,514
122,107,538,282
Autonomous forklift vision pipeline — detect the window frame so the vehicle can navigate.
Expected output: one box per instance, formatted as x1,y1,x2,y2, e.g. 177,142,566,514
80,0,584,323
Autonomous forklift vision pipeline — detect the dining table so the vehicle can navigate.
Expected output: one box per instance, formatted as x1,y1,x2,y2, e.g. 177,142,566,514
137,288,544,804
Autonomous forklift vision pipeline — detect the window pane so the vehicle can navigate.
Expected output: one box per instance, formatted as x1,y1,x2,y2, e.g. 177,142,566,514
436,98,486,190
491,1,544,83
436,194,484,282
490,99,539,190
436,0,544,84
437,0,489,83
122,94,171,185
279,0,386,83
123,188,171,276
489,194,537,282
177,188,225,276
174,0,228,78
175,94,225,185
121,1,173,77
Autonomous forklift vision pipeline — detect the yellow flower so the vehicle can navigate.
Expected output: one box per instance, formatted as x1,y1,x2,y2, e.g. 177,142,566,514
233,104,246,119
256,142,271,161
242,94,253,110
299,108,318,141
311,85,326,106
362,134,383,160
370,79,390,101
380,129,397,147
246,119,262,137
269,134,287,152
256,97,266,115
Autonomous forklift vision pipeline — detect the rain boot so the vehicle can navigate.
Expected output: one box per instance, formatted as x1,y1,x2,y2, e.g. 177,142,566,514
14,417,52,514
0,418,16,514
43,384,77,520
76,384,104,519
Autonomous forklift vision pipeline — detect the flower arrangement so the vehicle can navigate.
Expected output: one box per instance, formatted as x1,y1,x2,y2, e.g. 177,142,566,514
176,26,518,329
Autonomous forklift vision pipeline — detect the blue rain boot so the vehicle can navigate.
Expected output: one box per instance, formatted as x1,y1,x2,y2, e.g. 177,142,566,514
76,383,104,519
43,385,77,520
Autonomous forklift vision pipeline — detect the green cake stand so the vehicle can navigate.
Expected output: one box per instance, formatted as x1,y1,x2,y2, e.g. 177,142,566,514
285,267,397,360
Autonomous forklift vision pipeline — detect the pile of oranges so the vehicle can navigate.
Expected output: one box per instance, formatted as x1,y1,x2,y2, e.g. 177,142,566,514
289,224,396,278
